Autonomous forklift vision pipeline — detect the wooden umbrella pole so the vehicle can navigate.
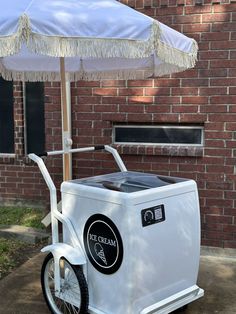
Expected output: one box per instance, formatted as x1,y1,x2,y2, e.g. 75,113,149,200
60,57,72,181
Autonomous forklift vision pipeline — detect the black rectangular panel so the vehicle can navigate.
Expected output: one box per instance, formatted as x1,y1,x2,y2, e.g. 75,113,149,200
0,78,14,153
25,82,45,154
115,126,202,145
141,205,165,227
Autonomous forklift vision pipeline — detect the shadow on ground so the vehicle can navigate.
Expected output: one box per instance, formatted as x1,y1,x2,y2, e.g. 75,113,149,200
0,254,235,313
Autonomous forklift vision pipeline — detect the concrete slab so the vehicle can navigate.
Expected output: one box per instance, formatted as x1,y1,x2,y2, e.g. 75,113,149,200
0,225,49,244
0,253,49,314
0,251,235,313
185,255,236,314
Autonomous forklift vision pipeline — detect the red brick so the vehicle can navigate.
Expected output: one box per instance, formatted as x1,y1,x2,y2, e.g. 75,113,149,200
210,78,236,86
211,40,236,50
102,96,126,104
93,88,117,96
185,4,212,14
138,8,156,16
183,24,210,33
145,88,170,96
200,50,229,60
214,3,236,12
119,104,144,113
128,96,153,104
156,6,183,15
182,78,209,87
172,105,198,113
154,78,180,87
229,69,236,77
200,105,227,113
210,95,236,104
205,231,234,241
202,13,231,22
119,88,144,96
199,87,227,95
205,131,232,139
128,80,153,87
210,60,236,68
172,87,198,96
173,14,201,24
146,105,171,113
179,113,207,122
127,113,153,121
206,213,233,223
102,113,127,121
154,96,180,104
201,32,230,41
182,96,208,104
101,80,126,87
94,105,118,113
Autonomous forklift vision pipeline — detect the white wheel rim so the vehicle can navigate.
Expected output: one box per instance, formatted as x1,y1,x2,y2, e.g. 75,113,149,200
44,258,82,314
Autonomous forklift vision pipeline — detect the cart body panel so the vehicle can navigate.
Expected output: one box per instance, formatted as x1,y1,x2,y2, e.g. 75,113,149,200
61,171,202,314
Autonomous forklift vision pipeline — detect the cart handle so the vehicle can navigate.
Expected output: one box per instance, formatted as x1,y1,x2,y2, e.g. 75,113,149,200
39,145,127,172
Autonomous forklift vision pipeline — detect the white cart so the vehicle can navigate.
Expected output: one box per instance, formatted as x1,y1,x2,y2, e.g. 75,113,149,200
29,145,204,314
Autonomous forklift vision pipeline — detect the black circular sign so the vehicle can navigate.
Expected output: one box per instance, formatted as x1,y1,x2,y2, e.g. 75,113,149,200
83,214,123,274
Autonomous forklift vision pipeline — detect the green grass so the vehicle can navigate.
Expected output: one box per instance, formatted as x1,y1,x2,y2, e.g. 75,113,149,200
0,207,45,229
0,237,25,279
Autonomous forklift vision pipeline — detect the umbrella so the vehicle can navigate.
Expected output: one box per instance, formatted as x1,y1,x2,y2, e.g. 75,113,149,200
0,0,198,180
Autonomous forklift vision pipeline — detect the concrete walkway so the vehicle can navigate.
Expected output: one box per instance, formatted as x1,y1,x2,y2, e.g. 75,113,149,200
0,250,235,314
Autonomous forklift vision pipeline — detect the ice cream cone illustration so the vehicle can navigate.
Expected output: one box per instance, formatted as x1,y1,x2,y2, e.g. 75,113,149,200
94,243,107,265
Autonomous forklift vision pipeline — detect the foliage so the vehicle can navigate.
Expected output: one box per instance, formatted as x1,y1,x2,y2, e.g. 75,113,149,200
0,207,45,229
0,238,25,279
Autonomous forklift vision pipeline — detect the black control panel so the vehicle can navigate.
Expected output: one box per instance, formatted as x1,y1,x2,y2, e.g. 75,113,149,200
141,204,165,227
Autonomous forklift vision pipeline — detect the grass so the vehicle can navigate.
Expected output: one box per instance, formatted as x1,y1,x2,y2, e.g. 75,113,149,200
0,206,46,279
0,237,25,279
0,206,45,229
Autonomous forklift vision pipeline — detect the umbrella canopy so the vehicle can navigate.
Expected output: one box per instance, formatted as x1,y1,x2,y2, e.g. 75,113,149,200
0,0,198,181
0,0,198,81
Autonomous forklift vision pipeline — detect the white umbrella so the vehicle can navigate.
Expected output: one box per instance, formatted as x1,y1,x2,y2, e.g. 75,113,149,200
0,0,198,179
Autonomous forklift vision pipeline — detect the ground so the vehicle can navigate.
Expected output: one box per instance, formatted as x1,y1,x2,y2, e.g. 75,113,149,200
0,237,45,279
0,206,45,279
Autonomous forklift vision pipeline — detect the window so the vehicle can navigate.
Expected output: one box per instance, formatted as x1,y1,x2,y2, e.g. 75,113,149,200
24,82,45,155
0,78,14,154
113,125,204,146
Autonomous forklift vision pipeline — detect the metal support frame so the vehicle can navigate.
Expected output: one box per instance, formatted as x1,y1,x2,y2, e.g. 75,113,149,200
28,145,126,295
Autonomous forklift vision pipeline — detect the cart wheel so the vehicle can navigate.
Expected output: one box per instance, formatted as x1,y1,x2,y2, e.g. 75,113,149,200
41,253,89,314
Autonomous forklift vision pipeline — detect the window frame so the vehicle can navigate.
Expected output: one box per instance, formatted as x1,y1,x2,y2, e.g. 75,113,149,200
113,125,204,147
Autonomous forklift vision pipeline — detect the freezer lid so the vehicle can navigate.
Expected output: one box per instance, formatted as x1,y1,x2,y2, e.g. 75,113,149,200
70,171,187,193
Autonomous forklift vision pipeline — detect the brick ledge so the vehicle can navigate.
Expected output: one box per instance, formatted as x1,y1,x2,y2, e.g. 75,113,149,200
115,144,203,157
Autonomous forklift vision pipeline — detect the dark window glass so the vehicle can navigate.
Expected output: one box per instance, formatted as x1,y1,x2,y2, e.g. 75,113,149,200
114,126,203,145
0,78,14,153
25,82,45,154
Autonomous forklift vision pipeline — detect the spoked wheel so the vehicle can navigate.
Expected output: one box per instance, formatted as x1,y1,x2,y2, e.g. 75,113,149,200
41,253,89,314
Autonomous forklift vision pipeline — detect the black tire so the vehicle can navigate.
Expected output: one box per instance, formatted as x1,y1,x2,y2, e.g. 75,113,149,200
41,253,89,314
171,305,188,313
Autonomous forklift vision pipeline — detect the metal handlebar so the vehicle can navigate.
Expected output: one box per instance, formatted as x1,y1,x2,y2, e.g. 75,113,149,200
37,145,127,172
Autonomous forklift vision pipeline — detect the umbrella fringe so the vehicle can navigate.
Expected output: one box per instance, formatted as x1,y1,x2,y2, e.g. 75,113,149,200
27,20,161,59
0,14,29,57
156,38,198,69
0,61,154,81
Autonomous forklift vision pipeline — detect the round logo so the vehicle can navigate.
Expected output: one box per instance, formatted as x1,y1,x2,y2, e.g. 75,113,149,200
83,214,123,274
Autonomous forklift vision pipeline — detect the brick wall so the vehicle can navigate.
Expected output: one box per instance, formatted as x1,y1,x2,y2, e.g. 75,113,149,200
1,0,236,248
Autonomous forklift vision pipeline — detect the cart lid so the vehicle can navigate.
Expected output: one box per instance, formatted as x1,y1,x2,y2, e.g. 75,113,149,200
71,171,186,193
